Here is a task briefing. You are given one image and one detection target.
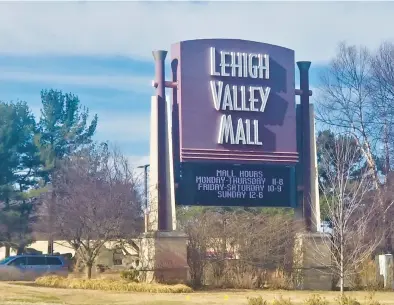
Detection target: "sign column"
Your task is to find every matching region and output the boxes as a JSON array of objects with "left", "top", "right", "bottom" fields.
[
  {"left": 152, "top": 50, "right": 170, "bottom": 231},
  {"left": 297, "top": 61, "right": 313, "bottom": 232}
]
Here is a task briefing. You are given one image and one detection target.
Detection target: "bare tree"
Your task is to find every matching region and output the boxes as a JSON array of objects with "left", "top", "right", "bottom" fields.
[
  {"left": 369, "top": 42, "right": 394, "bottom": 252},
  {"left": 226, "top": 211, "right": 294, "bottom": 266},
  {"left": 177, "top": 208, "right": 213, "bottom": 288},
  {"left": 316, "top": 43, "right": 376, "bottom": 183},
  {"left": 178, "top": 207, "right": 297, "bottom": 289},
  {"left": 369, "top": 42, "right": 394, "bottom": 173},
  {"left": 316, "top": 42, "right": 394, "bottom": 252},
  {"left": 40, "top": 144, "right": 142, "bottom": 278},
  {"left": 316, "top": 134, "right": 382, "bottom": 294}
]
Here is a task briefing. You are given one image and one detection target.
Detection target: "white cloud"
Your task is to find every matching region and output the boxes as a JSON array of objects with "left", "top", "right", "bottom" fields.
[
  {"left": 95, "top": 111, "right": 150, "bottom": 143},
  {"left": 127, "top": 155, "right": 150, "bottom": 169},
  {"left": 127, "top": 155, "right": 150, "bottom": 183},
  {"left": 0, "top": 2, "right": 393, "bottom": 63},
  {"left": 29, "top": 105, "right": 41, "bottom": 119},
  {"left": 28, "top": 105, "right": 150, "bottom": 146},
  {"left": 0, "top": 70, "right": 152, "bottom": 92}
]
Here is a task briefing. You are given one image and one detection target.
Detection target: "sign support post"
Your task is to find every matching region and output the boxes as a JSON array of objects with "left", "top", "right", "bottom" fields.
[
  {"left": 297, "top": 61, "right": 313, "bottom": 232},
  {"left": 294, "top": 62, "right": 332, "bottom": 290},
  {"left": 152, "top": 50, "right": 170, "bottom": 231},
  {"left": 138, "top": 51, "right": 188, "bottom": 284}
]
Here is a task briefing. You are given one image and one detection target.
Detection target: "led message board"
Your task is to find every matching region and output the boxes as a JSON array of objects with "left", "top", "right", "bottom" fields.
[{"left": 176, "top": 162, "right": 296, "bottom": 207}]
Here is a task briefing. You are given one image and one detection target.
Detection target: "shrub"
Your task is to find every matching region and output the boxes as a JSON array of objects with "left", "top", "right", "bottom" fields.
[
  {"left": 354, "top": 260, "right": 383, "bottom": 290},
  {"left": 303, "top": 294, "right": 329, "bottom": 305},
  {"left": 335, "top": 295, "right": 361, "bottom": 305},
  {"left": 364, "top": 292, "right": 381, "bottom": 305},
  {"left": 96, "top": 264, "right": 109, "bottom": 273},
  {"left": 35, "top": 275, "right": 193, "bottom": 293},
  {"left": 247, "top": 296, "right": 268, "bottom": 305},
  {"left": 268, "top": 269, "right": 293, "bottom": 290},
  {"left": 61, "top": 253, "right": 73, "bottom": 260},
  {"left": 272, "top": 295, "right": 293, "bottom": 305},
  {"left": 120, "top": 269, "right": 139, "bottom": 282}
]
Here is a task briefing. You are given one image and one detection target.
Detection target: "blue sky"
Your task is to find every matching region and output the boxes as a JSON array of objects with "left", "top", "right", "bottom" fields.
[{"left": 1, "top": 1, "right": 393, "bottom": 169}]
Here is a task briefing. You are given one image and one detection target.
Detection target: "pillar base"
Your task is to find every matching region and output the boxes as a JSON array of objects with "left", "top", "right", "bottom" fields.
[
  {"left": 293, "top": 232, "right": 333, "bottom": 290},
  {"left": 138, "top": 230, "right": 189, "bottom": 284}
]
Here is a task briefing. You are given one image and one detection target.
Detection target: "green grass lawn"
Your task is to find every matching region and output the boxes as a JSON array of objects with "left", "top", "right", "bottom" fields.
[{"left": 1, "top": 282, "right": 394, "bottom": 305}]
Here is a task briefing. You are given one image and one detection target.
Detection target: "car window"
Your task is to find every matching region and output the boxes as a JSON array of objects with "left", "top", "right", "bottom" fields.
[
  {"left": 46, "top": 257, "right": 62, "bottom": 265},
  {"left": 27, "top": 256, "right": 47, "bottom": 266},
  {"left": 8, "top": 257, "right": 26, "bottom": 266},
  {"left": 0, "top": 257, "right": 14, "bottom": 265}
]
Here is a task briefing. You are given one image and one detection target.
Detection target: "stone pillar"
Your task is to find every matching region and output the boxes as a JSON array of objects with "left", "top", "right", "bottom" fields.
[
  {"left": 139, "top": 231, "right": 189, "bottom": 284},
  {"left": 138, "top": 50, "right": 188, "bottom": 284},
  {"left": 295, "top": 103, "right": 320, "bottom": 231},
  {"left": 293, "top": 232, "right": 332, "bottom": 290},
  {"left": 378, "top": 254, "right": 394, "bottom": 289},
  {"left": 148, "top": 96, "right": 159, "bottom": 231},
  {"left": 164, "top": 96, "right": 178, "bottom": 231},
  {"left": 309, "top": 104, "right": 321, "bottom": 232},
  {"left": 152, "top": 50, "right": 170, "bottom": 231},
  {"left": 293, "top": 62, "right": 331, "bottom": 290}
]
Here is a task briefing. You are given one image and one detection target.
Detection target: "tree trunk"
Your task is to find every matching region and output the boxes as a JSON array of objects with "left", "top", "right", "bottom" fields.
[
  {"left": 384, "top": 214, "right": 393, "bottom": 254},
  {"left": 5, "top": 245, "right": 10, "bottom": 258},
  {"left": 340, "top": 269, "right": 344, "bottom": 296},
  {"left": 47, "top": 190, "right": 55, "bottom": 255},
  {"left": 47, "top": 238, "right": 53, "bottom": 255},
  {"left": 17, "top": 245, "right": 25, "bottom": 255},
  {"left": 360, "top": 140, "right": 389, "bottom": 254},
  {"left": 340, "top": 241, "right": 345, "bottom": 296},
  {"left": 386, "top": 234, "right": 392, "bottom": 254},
  {"left": 383, "top": 123, "right": 392, "bottom": 254},
  {"left": 86, "top": 263, "right": 93, "bottom": 279}
]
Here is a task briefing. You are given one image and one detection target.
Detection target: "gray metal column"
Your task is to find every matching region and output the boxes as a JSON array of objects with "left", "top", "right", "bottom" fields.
[{"left": 297, "top": 61, "right": 312, "bottom": 232}]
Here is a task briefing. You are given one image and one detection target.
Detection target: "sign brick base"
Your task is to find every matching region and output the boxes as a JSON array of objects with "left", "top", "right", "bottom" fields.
[
  {"left": 139, "top": 231, "right": 189, "bottom": 284},
  {"left": 293, "top": 232, "right": 333, "bottom": 290}
]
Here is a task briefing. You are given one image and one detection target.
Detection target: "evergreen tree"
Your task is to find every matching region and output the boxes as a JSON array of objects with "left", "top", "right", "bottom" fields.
[
  {"left": 35, "top": 89, "right": 98, "bottom": 253},
  {"left": 36, "top": 89, "right": 98, "bottom": 182},
  {"left": 0, "top": 101, "right": 40, "bottom": 256}
]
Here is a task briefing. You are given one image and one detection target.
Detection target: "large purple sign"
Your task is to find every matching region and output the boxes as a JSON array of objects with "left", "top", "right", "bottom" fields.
[{"left": 171, "top": 39, "right": 298, "bottom": 164}]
